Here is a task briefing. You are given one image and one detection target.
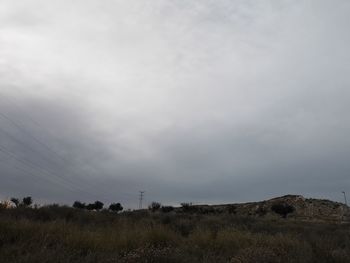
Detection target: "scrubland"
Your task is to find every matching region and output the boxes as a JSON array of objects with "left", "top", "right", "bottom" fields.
[{"left": 0, "top": 205, "right": 349, "bottom": 263}]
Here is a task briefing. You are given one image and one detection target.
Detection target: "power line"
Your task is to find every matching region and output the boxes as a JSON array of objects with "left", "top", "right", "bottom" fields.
[
  {"left": 0, "top": 146, "right": 80, "bottom": 193},
  {"left": 0, "top": 111, "right": 113, "bottom": 201},
  {"left": 0, "top": 144, "right": 105, "bottom": 200},
  {"left": 0, "top": 125, "right": 62, "bottom": 169},
  {"left": 0, "top": 92, "right": 136, "bottom": 203}
]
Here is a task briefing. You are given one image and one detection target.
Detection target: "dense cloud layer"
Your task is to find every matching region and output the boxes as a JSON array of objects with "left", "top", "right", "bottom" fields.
[{"left": 0, "top": 1, "right": 349, "bottom": 208}]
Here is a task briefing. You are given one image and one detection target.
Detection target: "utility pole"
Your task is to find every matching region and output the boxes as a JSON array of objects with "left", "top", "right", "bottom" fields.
[
  {"left": 139, "top": 191, "right": 145, "bottom": 209},
  {"left": 342, "top": 191, "right": 348, "bottom": 206}
]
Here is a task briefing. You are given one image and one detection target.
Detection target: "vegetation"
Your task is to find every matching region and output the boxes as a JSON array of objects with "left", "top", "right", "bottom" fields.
[
  {"left": 271, "top": 203, "right": 295, "bottom": 218},
  {"left": 109, "top": 203, "right": 123, "bottom": 212},
  {"left": 10, "top": 196, "right": 33, "bottom": 208},
  {"left": 0, "top": 198, "right": 349, "bottom": 263},
  {"left": 149, "top": 202, "right": 162, "bottom": 212}
]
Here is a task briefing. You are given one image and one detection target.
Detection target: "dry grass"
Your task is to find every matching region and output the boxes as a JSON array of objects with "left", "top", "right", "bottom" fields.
[{"left": 0, "top": 206, "right": 349, "bottom": 262}]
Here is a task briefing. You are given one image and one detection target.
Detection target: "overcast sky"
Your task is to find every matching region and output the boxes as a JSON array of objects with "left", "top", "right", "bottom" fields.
[{"left": 0, "top": 0, "right": 349, "bottom": 208}]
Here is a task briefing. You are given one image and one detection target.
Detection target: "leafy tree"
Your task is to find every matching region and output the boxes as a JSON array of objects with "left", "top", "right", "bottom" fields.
[
  {"left": 22, "top": 196, "right": 32, "bottom": 207},
  {"left": 109, "top": 203, "right": 123, "bottom": 212},
  {"left": 86, "top": 203, "right": 96, "bottom": 210},
  {"left": 93, "top": 201, "right": 104, "bottom": 210},
  {"left": 73, "top": 201, "right": 86, "bottom": 209},
  {"left": 85, "top": 201, "right": 104, "bottom": 211},
  {"left": 11, "top": 198, "right": 19, "bottom": 207},
  {"left": 149, "top": 202, "right": 161, "bottom": 212},
  {"left": 271, "top": 203, "right": 295, "bottom": 218}
]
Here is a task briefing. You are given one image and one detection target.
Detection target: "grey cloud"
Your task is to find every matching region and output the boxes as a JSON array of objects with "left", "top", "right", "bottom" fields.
[{"left": 0, "top": 1, "right": 349, "bottom": 208}]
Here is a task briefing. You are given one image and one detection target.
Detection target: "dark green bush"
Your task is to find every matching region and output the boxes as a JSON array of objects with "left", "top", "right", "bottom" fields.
[
  {"left": 271, "top": 203, "right": 295, "bottom": 218},
  {"left": 109, "top": 203, "right": 123, "bottom": 212}
]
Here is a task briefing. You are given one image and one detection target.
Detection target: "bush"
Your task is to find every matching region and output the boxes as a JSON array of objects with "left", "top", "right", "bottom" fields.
[
  {"left": 0, "top": 200, "right": 348, "bottom": 263},
  {"left": 22, "top": 197, "right": 33, "bottom": 207},
  {"left": 73, "top": 201, "right": 86, "bottom": 209},
  {"left": 85, "top": 201, "right": 104, "bottom": 211},
  {"left": 161, "top": 206, "right": 174, "bottom": 213},
  {"left": 227, "top": 205, "right": 237, "bottom": 214},
  {"left": 93, "top": 201, "right": 104, "bottom": 211},
  {"left": 149, "top": 202, "right": 161, "bottom": 212},
  {"left": 256, "top": 205, "right": 267, "bottom": 216},
  {"left": 271, "top": 203, "right": 295, "bottom": 218},
  {"left": 109, "top": 203, "right": 123, "bottom": 212},
  {"left": 181, "top": 203, "right": 196, "bottom": 213}
]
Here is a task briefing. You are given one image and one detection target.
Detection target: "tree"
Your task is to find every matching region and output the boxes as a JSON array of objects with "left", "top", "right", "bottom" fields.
[
  {"left": 86, "top": 203, "right": 96, "bottom": 211},
  {"left": 271, "top": 203, "right": 295, "bottom": 218},
  {"left": 11, "top": 198, "right": 19, "bottom": 207},
  {"left": 73, "top": 201, "right": 86, "bottom": 209},
  {"left": 109, "top": 203, "right": 123, "bottom": 212},
  {"left": 93, "top": 201, "right": 104, "bottom": 211},
  {"left": 86, "top": 201, "right": 104, "bottom": 211},
  {"left": 149, "top": 202, "right": 161, "bottom": 212},
  {"left": 22, "top": 196, "right": 32, "bottom": 207}
]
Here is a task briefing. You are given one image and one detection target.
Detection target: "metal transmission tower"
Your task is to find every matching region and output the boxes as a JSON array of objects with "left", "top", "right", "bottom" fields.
[
  {"left": 139, "top": 191, "right": 145, "bottom": 209},
  {"left": 342, "top": 191, "right": 348, "bottom": 206}
]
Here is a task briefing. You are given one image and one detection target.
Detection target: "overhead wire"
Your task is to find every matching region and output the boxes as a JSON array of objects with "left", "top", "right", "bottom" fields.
[
  {"left": 0, "top": 92, "right": 136, "bottom": 202},
  {"left": 0, "top": 145, "right": 81, "bottom": 194}
]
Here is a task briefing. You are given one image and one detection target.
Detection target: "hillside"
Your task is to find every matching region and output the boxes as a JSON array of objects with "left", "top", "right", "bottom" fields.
[{"left": 190, "top": 195, "right": 349, "bottom": 222}]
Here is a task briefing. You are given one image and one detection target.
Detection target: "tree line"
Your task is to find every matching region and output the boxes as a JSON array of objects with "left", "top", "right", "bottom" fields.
[
  {"left": 8, "top": 196, "right": 123, "bottom": 213},
  {"left": 73, "top": 200, "right": 123, "bottom": 212}
]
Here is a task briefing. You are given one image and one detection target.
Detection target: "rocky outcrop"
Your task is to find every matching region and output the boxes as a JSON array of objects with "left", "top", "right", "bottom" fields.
[{"left": 194, "top": 195, "right": 349, "bottom": 222}]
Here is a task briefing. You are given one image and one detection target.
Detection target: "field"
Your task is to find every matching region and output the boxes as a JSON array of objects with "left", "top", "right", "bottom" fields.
[{"left": 0, "top": 205, "right": 349, "bottom": 263}]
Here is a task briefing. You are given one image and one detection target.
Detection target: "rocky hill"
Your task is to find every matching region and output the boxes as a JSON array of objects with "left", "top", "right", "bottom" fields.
[{"left": 192, "top": 195, "right": 350, "bottom": 222}]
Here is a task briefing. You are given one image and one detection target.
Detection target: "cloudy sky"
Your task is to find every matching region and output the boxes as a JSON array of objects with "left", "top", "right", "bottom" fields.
[{"left": 0, "top": 0, "right": 349, "bottom": 208}]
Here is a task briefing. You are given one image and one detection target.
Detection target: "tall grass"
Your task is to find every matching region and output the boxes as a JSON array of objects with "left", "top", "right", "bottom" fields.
[{"left": 0, "top": 206, "right": 349, "bottom": 262}]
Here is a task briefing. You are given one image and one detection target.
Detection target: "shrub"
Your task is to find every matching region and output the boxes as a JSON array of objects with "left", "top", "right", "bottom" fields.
[
  {"left": 93, "top": 201, "right": 104, "bottom": 211},
  {"left": 109, "top": 203, "right": 123, "bottom": 212},
  {"left": 161, "top": 206, "right": 174, "bottom": 213},
  {"left": 22, "top": 196, "right": 33, "bottom": 207},
  {"left": 73, "top": 201, "right": 86, "bottom": 209},
  {"left": 227, "top": 205, "right": 237, "bottom": 214},
  {"left": 181, "top": 203, "right": 195, "bottom": 212},
  {"left": 149, "top": 202, "right": 161, "bottom": 212},
  {"left": 271, "top": 203, "right": 295, "bottom": 218},
  {"left": 85, "top": 201, "right": 104, "bottom": 211},
  {"left": 256, "top": 205, "right": 268, "bottom": 216}
]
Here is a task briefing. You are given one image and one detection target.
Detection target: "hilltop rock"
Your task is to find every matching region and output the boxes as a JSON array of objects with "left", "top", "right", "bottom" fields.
[{"left": 192, "top": 195, "right": 349, "bottom": 222}]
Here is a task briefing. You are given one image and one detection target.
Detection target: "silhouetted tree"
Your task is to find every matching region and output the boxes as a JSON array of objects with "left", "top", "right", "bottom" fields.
[
  {"left": 149, "top": 202, "right": 161, "bottom": 212},
  {"left": 10, "top": 198, "right": 19, "bottom": 207},
  {"left": 73, "top": 201, "right": 86, "bottom": 209},
  {"left": 85, "top": 201, "right": 104, "bottom": 211},
  {"left": 22, "top": 196, "right": 32, "bottom": 207},
  {"left": 271, "top": 203, "right": 295, "bottom": 218},
  {"left": 93, "top": 201, "right": 104, "bottom": 210},
  {"left": 109, "top": 203, "right": 123, "bottom": 212}
]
